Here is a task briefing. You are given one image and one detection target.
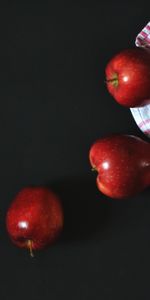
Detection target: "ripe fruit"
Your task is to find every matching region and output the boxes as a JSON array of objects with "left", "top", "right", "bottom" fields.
[
  {"left": 105, "top": 48, "right": 150, "bottom": 107},
  {"left": 6, "top": 187, "right": 64, "bottom": 256},
  {"left": 89, "top": 134, "right": 150, "bottom": 199}
]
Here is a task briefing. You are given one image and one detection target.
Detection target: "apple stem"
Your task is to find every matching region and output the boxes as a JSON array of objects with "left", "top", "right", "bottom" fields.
[
  {"left": 105, "top": 79, "right": 115, "bottom": 83},
  {"left": 91, "top": 167, "right": 96, "bottom": 172},
  {"left": 105, "top": 78, "right": 118, "bottom": 87},
  {"left": 27, "top": 240, "right": 34, "bottom": 258}
]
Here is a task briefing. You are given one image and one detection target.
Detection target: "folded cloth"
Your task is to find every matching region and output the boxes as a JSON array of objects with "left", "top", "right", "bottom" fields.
[{"left": 130, "top": 22, "right": 150, "bottom": 137}]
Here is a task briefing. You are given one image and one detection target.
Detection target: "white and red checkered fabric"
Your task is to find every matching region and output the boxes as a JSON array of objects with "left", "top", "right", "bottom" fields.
[{"left": 130, "top": 22, "right": 150, "bottom": 137}]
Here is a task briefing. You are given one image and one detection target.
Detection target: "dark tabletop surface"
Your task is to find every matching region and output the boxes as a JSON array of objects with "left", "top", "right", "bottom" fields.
[{"left": 2, "top": 1, "right": 150, "bottom": 299}]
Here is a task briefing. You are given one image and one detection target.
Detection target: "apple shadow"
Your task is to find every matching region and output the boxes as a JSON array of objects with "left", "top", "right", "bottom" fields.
[{"left": 46, "top": 174, "right": 112, "bottom": 243}]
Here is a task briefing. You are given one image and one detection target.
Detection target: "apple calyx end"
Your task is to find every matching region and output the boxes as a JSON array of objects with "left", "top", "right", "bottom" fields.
[{"left": 27, "top": 240, "right": 34, "bottom": 258}]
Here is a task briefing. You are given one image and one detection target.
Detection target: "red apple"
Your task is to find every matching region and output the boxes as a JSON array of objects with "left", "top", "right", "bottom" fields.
[
  {"left": 89, "top": 134, "right": 150, "bottom": 199},
  {"left": 6, "top": 187, "right": 64, "bottom": 256},
  {"left": 105, "top": 48, "right": 150, "bottom": 107}
]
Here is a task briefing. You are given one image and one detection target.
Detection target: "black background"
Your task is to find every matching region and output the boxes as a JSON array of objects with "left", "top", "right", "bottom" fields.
[{"left": 2, "top": 1, "right": 150, "bottom": 299}]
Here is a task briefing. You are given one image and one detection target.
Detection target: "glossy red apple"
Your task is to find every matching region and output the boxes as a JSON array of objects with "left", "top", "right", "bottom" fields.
[
  {"left": 105, "top": 48, "right": 150, "bottom": 107},
  {"left": 89, "top": 134, "right": 150, "bottom": 199},
  {"left": 6, "top": 187, "right": 64, "bottom": 256}
]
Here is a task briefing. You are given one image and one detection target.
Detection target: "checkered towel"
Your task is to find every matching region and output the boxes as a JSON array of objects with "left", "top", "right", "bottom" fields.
[{"left": 130, "top": 22, "right": 150, "bottom": 137}]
